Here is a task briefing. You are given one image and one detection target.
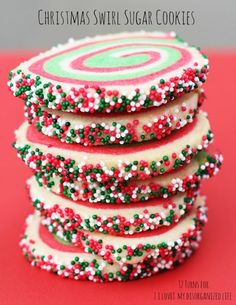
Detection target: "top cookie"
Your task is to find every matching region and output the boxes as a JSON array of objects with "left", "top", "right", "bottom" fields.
[{"left": 8, "top": 32, "right": 208, "bottom": 114}]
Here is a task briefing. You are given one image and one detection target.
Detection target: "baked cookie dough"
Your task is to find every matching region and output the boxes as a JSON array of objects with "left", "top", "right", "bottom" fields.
[
  {"left": 8, "top": 32, "right": 208, "bottom": 114},
  {"left": 35, "top": 151, "right": 222, "bottom": 203},
  {"left": 24, "top": 91, "right": 203, "bottom": 146},
  {"left": 14, "top": 112, "right": 213, "bottom": 184},
  {"left": 28, "top": 176, "right": 197, "bottom": 236},
  {"left": 9, "top": 30, "right": 222, "bottom": 283},
  {"left": 43, "top": 196, "right": 207, "bottom": 264},
  {"left": 20, "top": 201, "right": 205, "bottom": 281}
]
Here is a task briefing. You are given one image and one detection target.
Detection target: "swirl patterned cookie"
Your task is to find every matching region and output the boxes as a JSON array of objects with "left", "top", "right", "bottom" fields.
[
  {"left": 28, "top": 176, "right": 197, "bottom": 236},
  {"left": 42, "top": 197, "right": 207, "bottom": 264},
  {"left": 8, "top": 32, "right": 208, "bottom": 113},
  {"left": 34, "top": 151, "right": 222, "bottom": 204},
  {"left": 13, "top": 112, "right": 213, "bottom": 185},
  {"left": 24, "top": 90, "right": 203, "bottom": 146},
  {"left": 20, "top": 207, "right": 206, "bottom": 282}
]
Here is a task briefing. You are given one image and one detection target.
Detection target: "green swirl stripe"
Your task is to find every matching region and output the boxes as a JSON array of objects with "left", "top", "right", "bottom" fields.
[{"left": 85, "top": 50, "right": 150, "bottom": 68}]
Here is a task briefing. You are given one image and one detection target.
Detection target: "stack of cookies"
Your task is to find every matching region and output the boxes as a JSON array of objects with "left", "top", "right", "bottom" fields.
[{"left": 9, "top": 32, "right": 222, "bottom": 282}]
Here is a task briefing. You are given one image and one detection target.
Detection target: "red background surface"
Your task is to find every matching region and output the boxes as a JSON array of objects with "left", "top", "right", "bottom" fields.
[{"left": 0, "top": 51, "right": 235, "bottom": 305}]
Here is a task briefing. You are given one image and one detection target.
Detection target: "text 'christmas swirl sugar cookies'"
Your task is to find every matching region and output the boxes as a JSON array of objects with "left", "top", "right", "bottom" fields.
[{"left": 8, "top": 32, "right": 209, "bottom": 114}]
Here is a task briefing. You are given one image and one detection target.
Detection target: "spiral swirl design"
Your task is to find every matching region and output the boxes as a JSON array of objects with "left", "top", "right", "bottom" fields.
[{"left": 29, "top": 35, "right": 193, "bottom": 86}]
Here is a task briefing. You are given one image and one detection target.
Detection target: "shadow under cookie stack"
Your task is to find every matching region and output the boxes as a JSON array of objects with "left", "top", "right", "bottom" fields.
[{"left": 9, "top": 32, "right": 222, "bottom": 282}]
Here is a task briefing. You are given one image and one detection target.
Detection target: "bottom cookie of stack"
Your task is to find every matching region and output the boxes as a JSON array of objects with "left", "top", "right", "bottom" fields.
[{"left": 20, "top": 196, "right": 207, "bottom": 282}]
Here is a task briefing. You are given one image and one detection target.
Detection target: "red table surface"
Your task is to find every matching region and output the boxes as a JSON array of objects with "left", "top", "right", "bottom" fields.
[{"left": 0, "top": 51, "right": 235, "bottom": 305}]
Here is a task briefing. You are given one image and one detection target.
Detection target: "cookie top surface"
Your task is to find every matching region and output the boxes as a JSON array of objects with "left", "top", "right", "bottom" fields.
[{"left": 8, "top": 31, "right": 209, "bottom": 113}]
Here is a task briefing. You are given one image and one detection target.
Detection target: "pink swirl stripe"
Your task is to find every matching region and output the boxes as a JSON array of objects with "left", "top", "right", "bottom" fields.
[{"left": 39, "top": 223, "right": 83, "bottom": 253}]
